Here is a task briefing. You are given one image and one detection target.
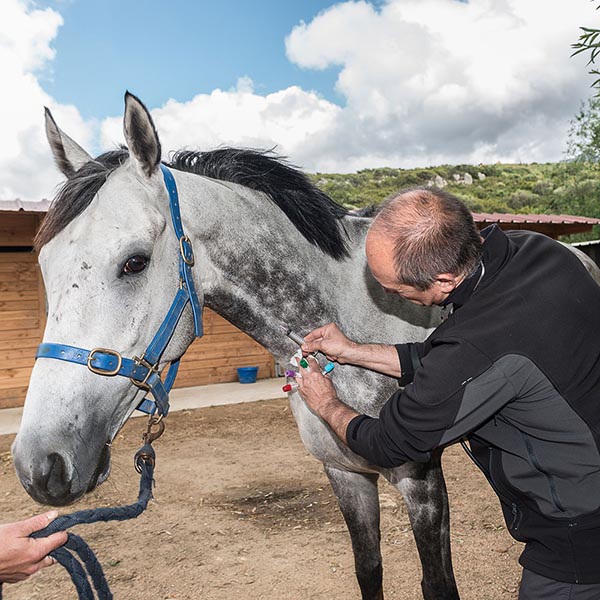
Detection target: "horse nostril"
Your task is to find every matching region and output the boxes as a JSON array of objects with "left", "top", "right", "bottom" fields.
[
  {"left": 88, "top": 442, "right": 111, "bottom": 491},
  {"left": 45, "top": 452, "right": 71, "bottom": 498}
]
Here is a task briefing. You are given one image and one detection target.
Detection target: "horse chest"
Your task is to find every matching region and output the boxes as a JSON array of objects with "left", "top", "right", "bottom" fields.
[
  {"left": 288, "top": 393, "right": 375, "bottom": 471},
  {"left": 287, "top": 367, "right": 397, "bottom": 470}
]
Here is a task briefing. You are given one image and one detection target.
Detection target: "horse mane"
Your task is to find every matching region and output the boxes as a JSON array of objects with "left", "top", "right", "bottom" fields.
[
  {"left": 350, "top": 205, "right": 379, "bottom": 218},
  {"left": 36, "top": 147, "right": 350, "bottom": 260},
  {"left": 35, "top": 149, "right": 130, "bottom": 251},
  {"left": 169, "top": 148, "right": 349, "bottom": 259}
]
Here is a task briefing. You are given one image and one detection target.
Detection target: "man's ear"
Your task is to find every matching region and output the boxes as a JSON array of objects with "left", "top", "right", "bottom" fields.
[{"left": 434, "top": 274, "right": 462, "bottom": 292}]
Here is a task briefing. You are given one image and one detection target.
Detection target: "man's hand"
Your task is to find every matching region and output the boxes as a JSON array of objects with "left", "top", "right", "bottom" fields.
[
  {"left": 296, "top": 355, "right": 360, "bottom": 444},
  {"left": 301, "top": 323, "right": 356, "bottom": 363},
  {"left": 0, "top": 511, "right": 67, "bottom": 583},
  {"left": 302, "top": 322, "right": 402, "bottom": 377}
]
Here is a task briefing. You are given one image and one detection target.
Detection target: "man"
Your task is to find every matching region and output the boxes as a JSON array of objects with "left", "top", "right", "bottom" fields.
[
  {"left": 0, "top": 512, "right": 66, "bottom": 585},
  {"left": 296, "top": 187, "right": 600, "bottom": 599}
]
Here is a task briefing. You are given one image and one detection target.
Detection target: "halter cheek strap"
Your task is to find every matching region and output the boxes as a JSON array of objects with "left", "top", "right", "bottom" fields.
[
  {"left": 161, "top": 164, "right": 203, "bottom": 337},
  {"left": 35, "top": 164, "right": 203, "bottom": 417}
]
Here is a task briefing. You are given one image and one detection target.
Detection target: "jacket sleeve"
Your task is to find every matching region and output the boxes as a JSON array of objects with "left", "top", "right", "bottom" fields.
[
  {"left": 346, "top": 337, "right": 516, "bottom": 467},
  {"left": 395, "top": 341, "right": 426, "bottom": 386}
]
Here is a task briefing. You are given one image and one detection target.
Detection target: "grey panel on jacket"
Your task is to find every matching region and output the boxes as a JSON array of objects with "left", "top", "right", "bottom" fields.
[{"left": 440, "top": 354, "right": 600, "bottom": 518}]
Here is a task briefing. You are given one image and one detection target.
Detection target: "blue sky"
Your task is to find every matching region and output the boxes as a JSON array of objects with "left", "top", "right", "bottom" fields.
[
  {"left": 1, "top": 0, "right": 599, "bottom": 200},
  {"left": 39, "top": 0, "right": 349, "bottom": 118}
]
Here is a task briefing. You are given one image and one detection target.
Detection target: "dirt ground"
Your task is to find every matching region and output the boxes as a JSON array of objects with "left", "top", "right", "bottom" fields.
[{"left": 0, "top": 398, "right": 522, "bottom": 600}]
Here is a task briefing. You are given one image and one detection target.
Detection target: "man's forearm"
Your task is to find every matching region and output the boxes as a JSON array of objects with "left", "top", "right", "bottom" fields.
[
  {"left": 344, "top": 342, "right": 401, "bottom": 378},
  {"left": 319, "top": 399, "right": 360, "bottom": 444}
]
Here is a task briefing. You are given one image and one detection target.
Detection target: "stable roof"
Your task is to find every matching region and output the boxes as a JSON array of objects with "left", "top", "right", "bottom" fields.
[
  {"left": 1, "top": 202, "right": 599, "bottom": 239},
  {"left": 472, "top": 212, "right": 600, "bottom": 238},
  {"left": 0, "top": 199, "right": 51, "bottom": 213}
]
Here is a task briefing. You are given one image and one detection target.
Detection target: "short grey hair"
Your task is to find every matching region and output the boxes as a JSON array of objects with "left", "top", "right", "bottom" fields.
[{"left": 370, "top": 187, "right": 482, "bottom": 290}]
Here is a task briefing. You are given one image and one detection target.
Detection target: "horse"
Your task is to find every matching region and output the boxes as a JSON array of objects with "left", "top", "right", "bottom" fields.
[{"left": 12, "top": 93, "right": 461, "bottom": 599}]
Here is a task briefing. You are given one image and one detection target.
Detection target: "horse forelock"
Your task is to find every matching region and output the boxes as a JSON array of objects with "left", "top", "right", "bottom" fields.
[
  {"left": 168, "top": 148, "right": 351, "bottom": 260},
  {"left": 35, "top": 149, "right": 130, "bottom": 251}
]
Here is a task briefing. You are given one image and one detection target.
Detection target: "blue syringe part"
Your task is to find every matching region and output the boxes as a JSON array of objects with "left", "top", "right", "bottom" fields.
[{"left": 323, "top": 362, "right": 335, "bottom": 374}]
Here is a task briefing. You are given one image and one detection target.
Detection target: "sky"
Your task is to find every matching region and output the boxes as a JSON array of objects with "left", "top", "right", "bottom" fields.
[{"left": 1, "top": 0, "right": 599, "bottom": 201}]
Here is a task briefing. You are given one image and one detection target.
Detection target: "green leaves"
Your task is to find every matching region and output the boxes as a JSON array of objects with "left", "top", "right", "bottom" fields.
[
  {"left": 566, "top": 97, "right": 600, "bottom": 162},
  {"left": 312, "top": 161, "right": 600, "bottom": 243},
  {"left": 572, "top": 4, "right": 600, "bottom": 91}
]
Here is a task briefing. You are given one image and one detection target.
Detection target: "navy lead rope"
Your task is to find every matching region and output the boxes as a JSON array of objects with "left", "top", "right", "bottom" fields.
[{"left": 0, "top": 437, "right": 156, "bottom": 600}]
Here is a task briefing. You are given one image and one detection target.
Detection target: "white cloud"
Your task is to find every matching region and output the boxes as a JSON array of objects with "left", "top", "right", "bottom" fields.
[
  {"left": 98, "top": 0, "right": 600, "bottom": 174},
  {"left": 284, "top": 0, "right": 600, "bottom": 169},
  {"left": 3, "top": 0, "right": 600, "bottom": 203},
  {"left": 0, "top": 0, "right": 92, "bottom": 201},
  {"left": 99, "top": 77, "right": 341, "bottom": 170}
]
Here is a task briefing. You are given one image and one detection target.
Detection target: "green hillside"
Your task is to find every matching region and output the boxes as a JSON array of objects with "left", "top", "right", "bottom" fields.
[{"left": 311, "top": 162, "right": 600, "bottom": 242}]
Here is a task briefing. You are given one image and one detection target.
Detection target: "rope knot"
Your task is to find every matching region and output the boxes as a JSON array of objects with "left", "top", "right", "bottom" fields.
[{"left": 134, "top": 443, "right": 156, "bottom": 474}]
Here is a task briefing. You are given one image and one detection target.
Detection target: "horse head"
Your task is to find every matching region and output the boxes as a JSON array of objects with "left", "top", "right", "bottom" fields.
[{"left": 12, "top": 93, "right": 199, "bottom": 505}]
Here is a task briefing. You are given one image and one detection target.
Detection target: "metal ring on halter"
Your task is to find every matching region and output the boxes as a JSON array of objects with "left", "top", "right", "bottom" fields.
[
  {"left": 87, "top": 348, "right": 123, "bottom": 376},
  {"left": 130, "top": 354, "right": 161, "bottom": 391},
  {"left": 179, "top": 235, "right": 194, "bottom": 266}
]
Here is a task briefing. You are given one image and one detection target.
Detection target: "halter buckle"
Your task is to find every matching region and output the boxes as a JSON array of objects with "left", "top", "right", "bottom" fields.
[
  {"left": 131, "top": 355, "right": 161, "bottom": 391},
  {"left": 179, "top": 235, "right": 194, "bottom": 266},
  {"left": 87, "top": 348, "right": 122, "bottom": 376}
]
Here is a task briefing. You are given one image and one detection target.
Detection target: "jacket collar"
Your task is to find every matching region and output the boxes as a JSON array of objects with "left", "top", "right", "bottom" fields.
[{"left": 439, "top": 225, "right": 509, "bottom": 309}]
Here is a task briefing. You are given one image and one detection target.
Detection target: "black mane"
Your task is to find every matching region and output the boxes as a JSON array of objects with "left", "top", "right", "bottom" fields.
[
  {"left": 35, "top": 149, "right": 129, "bottom": 250},
  {"left": 169, "top": 148, "right": 349, "bottom": 259},
  {"left": 36, "top": 147, "right": 350, "bottom": 260},
  {"left": 351, "top": 205, "right": 380, "bottom": 218}
]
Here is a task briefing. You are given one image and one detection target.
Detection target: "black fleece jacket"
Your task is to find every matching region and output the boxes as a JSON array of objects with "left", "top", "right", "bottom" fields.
[{"left": 347, "top": 225, "right": 600, "bottom": 583}]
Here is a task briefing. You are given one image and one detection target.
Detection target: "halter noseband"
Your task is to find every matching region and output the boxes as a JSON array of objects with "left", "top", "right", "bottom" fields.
[{"left": 35, "top": 164, "right": 203, "bottom": 417}]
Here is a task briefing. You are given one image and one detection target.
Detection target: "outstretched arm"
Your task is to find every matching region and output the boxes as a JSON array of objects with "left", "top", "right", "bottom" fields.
[{"left": 301, "top": 323, "right": 402, "bottom": 378}]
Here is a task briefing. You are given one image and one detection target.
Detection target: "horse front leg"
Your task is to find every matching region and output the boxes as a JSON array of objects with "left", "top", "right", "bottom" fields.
[
  {"left": 389, "top": 450, "right": 460, "bottom": 600},
  {"left": 325, "top": 465, "right": 384, "bottom": 600}
]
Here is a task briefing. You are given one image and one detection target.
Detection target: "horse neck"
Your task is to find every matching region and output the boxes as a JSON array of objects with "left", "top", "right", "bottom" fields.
[
  {"left": 178, "top": 176, "right": 364, "bottom": 357},
  {"left": 179, "top": 174, "right": 438, "bottom": 363}
]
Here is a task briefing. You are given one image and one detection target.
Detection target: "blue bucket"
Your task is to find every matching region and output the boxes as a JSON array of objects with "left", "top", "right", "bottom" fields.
[{"left": 237, "top": 366, "right": 259, "bottom": 384}]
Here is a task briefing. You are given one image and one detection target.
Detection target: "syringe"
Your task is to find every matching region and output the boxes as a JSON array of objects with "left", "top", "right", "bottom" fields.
[{"left": 285, "top": 327, "right": 335, "bottom": 374}]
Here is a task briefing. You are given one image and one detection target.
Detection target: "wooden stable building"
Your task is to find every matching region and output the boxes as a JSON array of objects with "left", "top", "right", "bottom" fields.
[{"left": 0, "top": 201, "right": 274, "bottom": 409}]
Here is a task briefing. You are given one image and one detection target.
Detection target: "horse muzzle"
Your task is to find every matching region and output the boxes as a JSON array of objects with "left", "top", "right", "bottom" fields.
[{"left": 12, "top": 439, "right": 112, "bottom": 506}]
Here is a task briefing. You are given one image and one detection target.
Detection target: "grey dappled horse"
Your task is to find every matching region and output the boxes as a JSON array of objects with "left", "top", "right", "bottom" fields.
[{"left": 13, "top": 93, "right": 460, "bottom": 599}]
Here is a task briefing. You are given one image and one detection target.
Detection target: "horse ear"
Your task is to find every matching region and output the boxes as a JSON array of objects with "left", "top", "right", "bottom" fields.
[
  {"left": 44, "top": 107, "right": 92, "bottom": 178},
  {"left": 123, "top": 91, "right": 162, "bottom": 178}
]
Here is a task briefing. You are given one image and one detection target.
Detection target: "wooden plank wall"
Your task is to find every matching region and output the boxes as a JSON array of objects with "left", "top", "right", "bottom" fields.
[
  {"left": 177, "top": 311, "right": 275, "bottom": 387},
  {"left": 0, "top": 251, "right": 45, "bottom": 409},
  {"left": 0, "top": 211, "right": 274, "bottom": 408},
  {"left": 0, "top": 213, "right": 41, "bottom": 246}
]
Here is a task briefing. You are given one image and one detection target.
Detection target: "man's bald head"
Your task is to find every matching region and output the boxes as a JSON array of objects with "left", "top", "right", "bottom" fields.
[{"left": 367, "top": 187, "right": 482, "bottom": 291}]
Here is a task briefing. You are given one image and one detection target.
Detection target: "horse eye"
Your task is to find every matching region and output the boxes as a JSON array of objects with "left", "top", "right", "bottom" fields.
[{"left": 122, "top": 255, "right": 149, "bottom": 274}]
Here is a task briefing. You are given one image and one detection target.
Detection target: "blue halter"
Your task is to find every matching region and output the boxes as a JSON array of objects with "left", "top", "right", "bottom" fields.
[{"left": 35, "top": 164, "right": 203, "bottom": 417}]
